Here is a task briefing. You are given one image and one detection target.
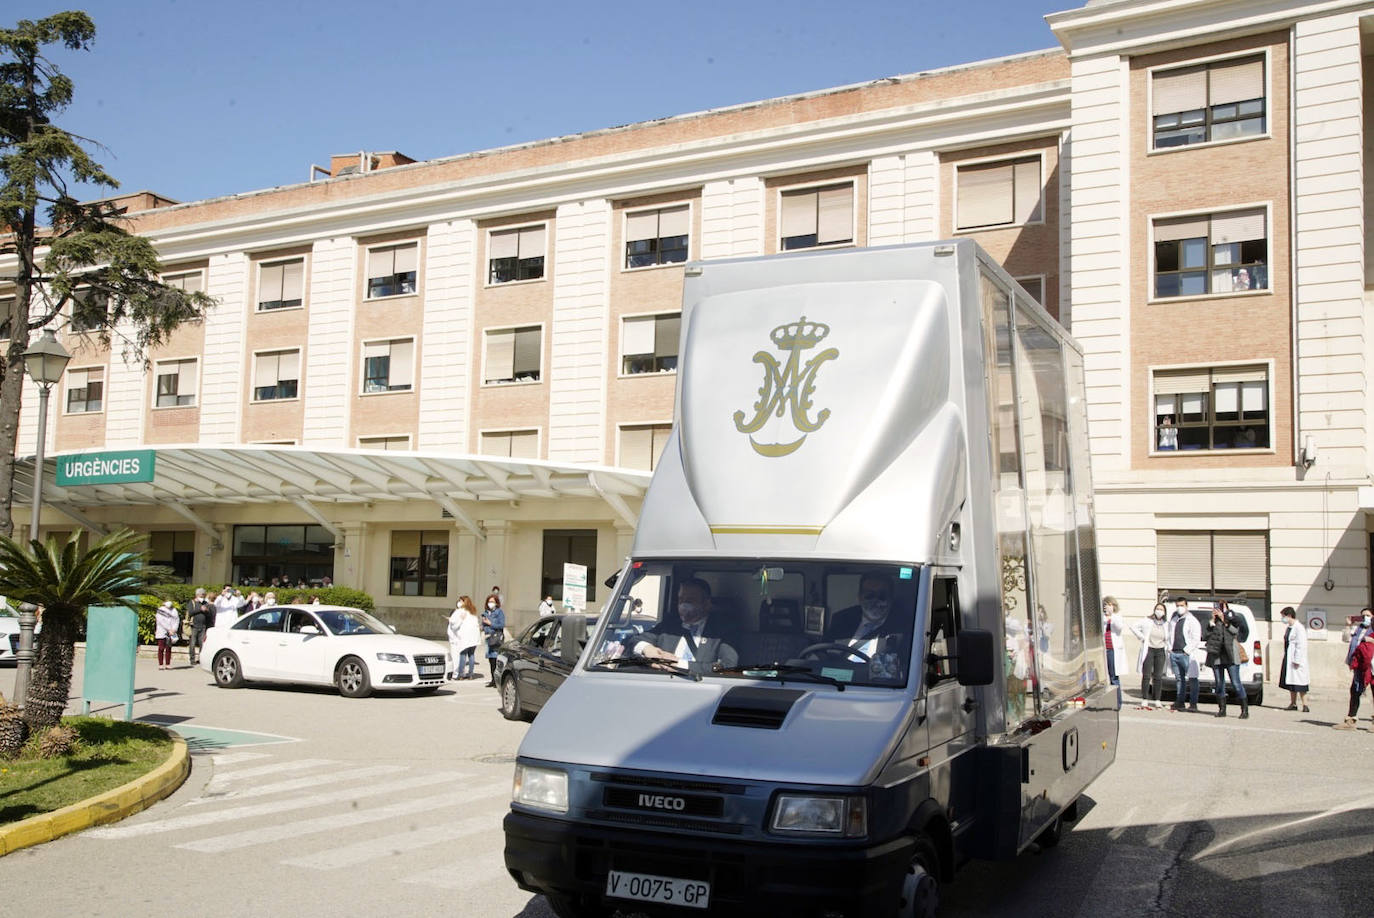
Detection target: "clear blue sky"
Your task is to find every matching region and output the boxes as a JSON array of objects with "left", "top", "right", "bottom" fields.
[{"left": 11, "top": 0, "right": 1065, "bottom": 204}]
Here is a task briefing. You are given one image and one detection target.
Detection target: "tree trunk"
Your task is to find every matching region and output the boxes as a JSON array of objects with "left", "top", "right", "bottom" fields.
[
  {"left": 0, "top": 300, "right": 29, "bottom": 540},
  {"left": 0, "top": 701, "right": 27, "bottom": 758},
  {"left": 23, "top": 607, "right": 79, "bottom": 731}
]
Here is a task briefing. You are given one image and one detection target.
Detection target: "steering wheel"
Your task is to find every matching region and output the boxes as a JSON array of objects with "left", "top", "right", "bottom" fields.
[{"left": 798, "top": 641, "right": 872, "bottom": 663}]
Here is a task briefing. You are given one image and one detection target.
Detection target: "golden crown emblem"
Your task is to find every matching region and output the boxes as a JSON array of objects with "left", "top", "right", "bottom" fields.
[{"left": 769, "top": 315, "right": 829, "bottom": 350}]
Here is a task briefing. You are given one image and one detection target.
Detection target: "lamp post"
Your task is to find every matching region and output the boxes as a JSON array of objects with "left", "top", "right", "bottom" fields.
[{"left": 12, "top": 328, "right": 71, "bottom": 710}]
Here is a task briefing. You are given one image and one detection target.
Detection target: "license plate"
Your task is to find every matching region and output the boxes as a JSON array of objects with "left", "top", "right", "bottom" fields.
[
  {"left": 418, "top": 665, "right": 444, "bottom": 675},
  {"left": 605, "top": 870, "right": 710, "bottom": 909}
]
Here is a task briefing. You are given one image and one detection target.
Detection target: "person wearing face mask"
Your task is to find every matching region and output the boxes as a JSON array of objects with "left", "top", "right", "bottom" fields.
[
  {"left": 1132, "top": 603, "right": 1170, "bottom": 710},
  {"left": 480, "top": 593, "right": 507, "bottom": 687},
  {"left": 1204, "top": 603, "right": 1248, "bottom": 719},
  {"left": 633, "top": 578, "right": 739, "bottom": 674},
  {"left": 1336, "top": 611, "right": 1374, "bottom": 729},
  {"left": 1278, "top": 606, "right": 1310, "bottom": 712},
  {"left": 1167, "top": 598, "right": 1202, "bottom": 712}
]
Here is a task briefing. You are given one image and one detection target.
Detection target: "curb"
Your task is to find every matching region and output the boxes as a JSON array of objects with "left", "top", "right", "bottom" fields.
[{"left": 0, "top": 728, "right": 189, "bottom": 857}]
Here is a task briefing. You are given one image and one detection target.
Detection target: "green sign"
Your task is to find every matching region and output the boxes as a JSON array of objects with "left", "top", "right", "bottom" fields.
[{"left": 56, "top": 450, "right": 156, "bottom": 487}]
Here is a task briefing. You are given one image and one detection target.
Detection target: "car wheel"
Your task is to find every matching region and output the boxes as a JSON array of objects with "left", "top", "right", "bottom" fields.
[
  {"left": 897, "top": 834, "right": 941, "bottom": 918},
  {"left": 336, "top": 656, "right": 372, "bottom": 698},
  {"left": 1037, "top": 814, "right": 1064, "bottom": 848},
  {"left": 1250, "top": 689, "right": 1263, "bottom": 707},
  {"left": 212, "top": 651, "right": 244, "bottom": 688},
  {"left": 500, "top": 674, "right": 527, "bottom": 721}
]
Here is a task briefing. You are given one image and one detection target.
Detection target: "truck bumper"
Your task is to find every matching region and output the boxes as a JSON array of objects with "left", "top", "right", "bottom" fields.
[{"left": 504, "top": 810, "right": 913, "bottom": 917}]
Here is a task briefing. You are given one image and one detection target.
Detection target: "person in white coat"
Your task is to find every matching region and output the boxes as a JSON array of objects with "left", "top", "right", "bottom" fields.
[
  {"left": 1278, "top": 605, "right": 1310, "bottom": 712},
  {"left": 155, "top": 600, "right": 180, "bottom": 670},
  {"left": 1103, "top": 596, "right": 1128, "bottom": 687},
  {"left": 1167, "top": 598, "right": 1203, "bottom": 712},
  {"left": 448, "top": 595, "right": 482, "bottom": 681},
  {"left": 1132, "top": 603, "right": 1170, "bottom": 709}
]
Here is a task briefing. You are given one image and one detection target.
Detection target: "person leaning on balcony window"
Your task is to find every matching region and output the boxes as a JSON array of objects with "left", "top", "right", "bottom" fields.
[{"left": 1157, "top": 415, "right": 1179, "bottom": 451}]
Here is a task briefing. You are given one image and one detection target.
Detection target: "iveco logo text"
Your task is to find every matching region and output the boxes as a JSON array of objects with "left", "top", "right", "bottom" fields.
[{"left": 638, "top": 794, "right": 687, "bottom": 811}]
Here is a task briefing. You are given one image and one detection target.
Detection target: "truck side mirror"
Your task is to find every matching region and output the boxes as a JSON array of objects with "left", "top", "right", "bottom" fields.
[
  {"left": 956, "top": 629, "right": 995, "bottom": 686},
  {"left": 562, "top": 616, "right": 586, "bottom": 665}
]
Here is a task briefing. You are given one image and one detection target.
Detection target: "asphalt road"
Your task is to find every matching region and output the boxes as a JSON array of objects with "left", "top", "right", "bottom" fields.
[{"left": 3, "top": 653, "right": 1372, "bottom": 917}]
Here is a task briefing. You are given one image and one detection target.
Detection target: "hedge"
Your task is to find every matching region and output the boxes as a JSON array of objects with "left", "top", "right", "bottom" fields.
[{"left": 127, "top": 586, "right": 377, "bottom": 645}]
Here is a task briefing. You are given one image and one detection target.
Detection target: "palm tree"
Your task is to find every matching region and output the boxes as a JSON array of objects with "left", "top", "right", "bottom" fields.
[{"left": 0, "top": 529, "right": 173, "bottom": 735}]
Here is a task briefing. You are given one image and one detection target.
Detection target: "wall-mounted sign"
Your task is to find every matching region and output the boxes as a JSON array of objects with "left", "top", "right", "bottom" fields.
[{"left": 56, "top": 450, "right": 156, "bottom": 487}]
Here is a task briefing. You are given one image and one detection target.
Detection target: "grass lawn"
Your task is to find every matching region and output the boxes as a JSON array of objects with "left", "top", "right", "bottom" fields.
[{"left": 0, "top": 717, "right": 174, "bottom": 825}]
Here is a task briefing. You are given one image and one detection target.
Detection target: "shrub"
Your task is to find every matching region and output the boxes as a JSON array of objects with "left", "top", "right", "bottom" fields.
[
  {"left": 38, "top": 723, "right": 78, "bottom": 758},
  {"left": 273, "top": 586, "right": 374, "bottom": 611}
]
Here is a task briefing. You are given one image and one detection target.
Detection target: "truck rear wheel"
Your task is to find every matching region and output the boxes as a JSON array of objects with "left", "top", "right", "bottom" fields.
[{"left": 898, "top": 835, "right": 941, "bottom": 918}]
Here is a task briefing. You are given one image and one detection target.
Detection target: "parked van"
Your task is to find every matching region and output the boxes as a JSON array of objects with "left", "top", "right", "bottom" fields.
[{"left": 503, "top": 241, "right": 1119, "bottom": 917}]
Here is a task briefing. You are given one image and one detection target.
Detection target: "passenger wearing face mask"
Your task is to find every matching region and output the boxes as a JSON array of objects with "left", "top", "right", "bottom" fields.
[
  {"left": 633, "top": 578, "right": 739, "bottom": 674},
  {"left": 1131, "top": 603, "right": 1170, "bottom": 710},
  {"left": 1336, "top": 608, "right": 1374, "bottom": 730},
  {"left": 480, "top": 593, "right": 507, "bottom": 687}
]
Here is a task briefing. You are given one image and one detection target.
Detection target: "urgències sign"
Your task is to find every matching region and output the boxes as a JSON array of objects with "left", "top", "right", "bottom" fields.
[{"left": 56, "top": 450, "right": 156, "bottom": 487}]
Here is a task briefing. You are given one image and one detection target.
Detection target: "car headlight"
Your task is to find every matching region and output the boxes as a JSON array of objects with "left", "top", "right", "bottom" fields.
[
  {"left": 770, "top": 795, "right": 867, "bottom": 837},
  {"left": 512, "top": 763, "right": 568, "bottom": 813},
  {"left": 375, "top": 652, "right": 408, "bottom": 663}
]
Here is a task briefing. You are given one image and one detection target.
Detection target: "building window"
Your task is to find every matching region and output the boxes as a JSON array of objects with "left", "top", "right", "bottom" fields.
[
  {"left": 148, "top": 530, "right": 194, "bottom": 583},
  {"left": 258, "top": 259, "right": 304, "bottom": 311},
  {"left": 780, "top": 183, "right": 854, "bottom": 250},
  {"left": 956, "top": 157, "right": 1042, "bottom": 231},
  {"left": 1152, "top": 55, "right": 1265, "bottom": 149},
  {"left": 1153, "top": 365, "right": 1269, "bottom": 452},
  {"left": 621, "top": 313, "right": 679, "bottom": 375},
  {"left": 231, "top": 523, "right": 334, "bottom": 587},
  {"left": 488, "top": 225, "right": 546, "bottom": 284},
  {"left": 65, "top": 366, "right": 104, "bottom": 414},
  {"left": 481, "top": 429, "right": 539, "bottom": 459},
  {"left": 358, "top": 435, "right": 411, "bottom": 450},
  {"left": 362, "top": 338, "right": 414, "bottom": 393},
  {"left": 0, "top": 296, "right": 12, "bottom": 339},
  {"left": 154, "top": 358, "right": 198, "bottom": 408},
  {"left": 1154, "top": 209, "right": 1267, "bottom": 299},
  {"left": 366, "top": 243, "right": 418, "bottom": 299},
  {"left": 1157, "top": 530, "right": 1269, "bottom": 618},
  {"left": 1015, "top": 276, "right": 1044, "bottom": 307},
  {"left": 389, "top": 530, "right": 449, "bottom": 596},
  {"left": 619, "top": 424, "right": 671, "bottom": 471},
  {"left": 252, "top": 349, "right": 300, "bottom": 401},
  {"left": 483, "top": 326, "right": 541, "bottom": 384},
  {"left": 162, "top": 270, "right": 204, "bottom": 294},
  {"left": 70, "top": 287, "right": 109, "bottom": 333},
  {"left": 625, "top": 206, "right": 689, "bottom": 268}
]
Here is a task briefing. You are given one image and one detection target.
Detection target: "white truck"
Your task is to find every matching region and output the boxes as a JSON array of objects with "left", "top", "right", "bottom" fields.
[{"left": 503, "top": 239, "right": 1118, "bottom": 917}]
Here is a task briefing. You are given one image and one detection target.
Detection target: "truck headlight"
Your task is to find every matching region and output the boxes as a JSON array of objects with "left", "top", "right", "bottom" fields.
[
  {"left": 513, "top": 764, "right": 568, "bottom": 814},
  {"left": 376, "top": 652, "right": 408, "bottom": 663},
  {"left": 770, "top": 795, "right": 867, "bottom": 837}
]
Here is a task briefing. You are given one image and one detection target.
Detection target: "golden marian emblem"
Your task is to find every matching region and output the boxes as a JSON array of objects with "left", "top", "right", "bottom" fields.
[{"left": 734, "top": 315, "right": 838, "bottom": 457}]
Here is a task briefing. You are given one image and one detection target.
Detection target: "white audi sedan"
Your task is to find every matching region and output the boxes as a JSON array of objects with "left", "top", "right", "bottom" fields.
[{"left": 200, "top": 604, "right": 449, "bottom": 698}]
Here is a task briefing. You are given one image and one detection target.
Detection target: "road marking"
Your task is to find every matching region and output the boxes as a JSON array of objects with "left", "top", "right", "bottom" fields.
[
  {"left": 1119, "top": 715, "right": 1310, "bottom": 736},
  {"left": 1108, "top": 805, "right": 1140, "bottom": 841},
  {"left": 401, "top": 849, "right": 509, "bottom": 889},
  {"left": 1145, "top": 804, "right": 1187, "bottom": 848},
  {"left": 201, "top": 751, "right": 272, "bottom": 767},
  {"left": 84, "top": 771, "right": 466, "bottom": 839},
  {"left": 189, "top": 764, "right": 407, "bottom": 805},
  {"left": 179, "top": 781, "right": 510, "bottom": 853},
  {"left": 204, "top": 758, "right": 339, "bottom": 792},
  {"left": 278, "top": 798, "right": 508, "bottom": 868}
]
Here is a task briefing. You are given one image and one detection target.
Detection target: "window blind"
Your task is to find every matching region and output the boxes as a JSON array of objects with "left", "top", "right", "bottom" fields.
[
  {"left": 1157, "top": 531, "right": 1212, "bottom": 590},
  {"left": 625, "top": 211, "right": 659, "bottom": 243},
  {"left": 1152, "top": 65, "right": 1208, "bottom": 115},
  {"left": 620, "top": 426, "right": 653, "bottom": 470},
  {"left": 485, "top": 330, "right": 515, "bottom": 381},
  {"left": 1212, "top": 531, "right": 1268, "bottom": 591},
  {"left": 509, "top": 430, "right": 539, "bottom": 459},
  {"left": 957, "top": 162, "right": 1014, "bottom": 228},
  {"left": 816, "top": 185, "right": 853, "bottom": 243},
  {"left": 1209, "top": 57, "right": 1263, "bottom": 106},
  {"left": 654, "top": 314, "right": 680, "bottom": 358},
  {"left": 657, "top": 206, "right": 690, "bottom": 238},
  {"left": 1210, "top": 209, "right": 1265, "bottom": 244},
  {"left": 388, "top": 339, "right": 413, "bottom": 384},
  {"left": 780, "top": 190, "right": 817, "bottom": 238},
  {"left": 280, "top": 260, "right": 304, "bottom": 300},
  {"left": 1154, "top": 215, "right": 1209, "bottom": 242},
  {"left": 1013, "top": 159, "right": 1042, "bottom": 224},
  {"left": 621, "top": 317, "right": 655, "bottom": 355},
  {"left": 1154, "top": 369, "right": 1212, "bottom": 395},
  {"left": 513, "top": 327, "right": 540, "bottom": 377}
]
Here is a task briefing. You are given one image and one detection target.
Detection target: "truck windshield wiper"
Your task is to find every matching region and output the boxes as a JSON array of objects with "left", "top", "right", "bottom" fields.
[
  {"left": 591, "top": 653, "right": 702, "bottom": 681},
  {"left": 712, "top": 662, "right": 846, "bottom": 691}
]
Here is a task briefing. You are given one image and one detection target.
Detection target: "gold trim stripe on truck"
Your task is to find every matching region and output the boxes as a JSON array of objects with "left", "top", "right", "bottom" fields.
[{"left": 709, "top": 525, "right": 825, "bottom": 535}]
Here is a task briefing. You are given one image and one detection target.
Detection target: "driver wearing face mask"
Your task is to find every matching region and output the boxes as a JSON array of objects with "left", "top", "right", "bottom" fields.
[{"left": 634, "top": 578, "right": 740, "bottom": 674}]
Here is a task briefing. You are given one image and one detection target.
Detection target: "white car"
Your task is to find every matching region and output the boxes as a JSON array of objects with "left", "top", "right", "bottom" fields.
[
  {"left": 1162, "top": 600, "right": 1266, "bottom": 706},
  {"left": 0, "top": 605, "right": 20, "bottom": 665},
  {"left": 200, "top": 604, "right": 449, "bottom": 697}
]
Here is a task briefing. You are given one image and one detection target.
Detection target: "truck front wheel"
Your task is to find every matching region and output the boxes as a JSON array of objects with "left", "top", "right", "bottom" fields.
[{"left": 898, "top": 835, "right": 941, "bottom": 918}]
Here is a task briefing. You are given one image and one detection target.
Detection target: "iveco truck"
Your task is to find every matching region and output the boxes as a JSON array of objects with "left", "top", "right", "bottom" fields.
[{"left": 503, "top": 239, "right": 1118, "bottom": 918}]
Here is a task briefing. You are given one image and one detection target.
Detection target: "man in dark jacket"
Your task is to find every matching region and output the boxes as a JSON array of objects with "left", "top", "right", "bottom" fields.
[{"left": 187, "top": 588, "right": 214, "bottom": 665}]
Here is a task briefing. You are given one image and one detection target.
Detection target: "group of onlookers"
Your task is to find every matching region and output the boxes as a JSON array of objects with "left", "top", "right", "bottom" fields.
[
  {"left": 1336, "top": 608, "right": 1374, "bottom": 730},
  {"left": 446, "top": 586, "right": 506, "bottom": 686}
]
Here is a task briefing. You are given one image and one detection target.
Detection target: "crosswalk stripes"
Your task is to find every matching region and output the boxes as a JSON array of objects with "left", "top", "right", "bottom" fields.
[{"left": 82, "top": 748, "right": 520, "bottom": 897}]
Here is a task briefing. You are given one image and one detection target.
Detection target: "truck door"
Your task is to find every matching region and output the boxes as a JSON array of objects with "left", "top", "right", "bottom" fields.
[{"left": 923, "top": 574, "right": 976, "bottom": 754}]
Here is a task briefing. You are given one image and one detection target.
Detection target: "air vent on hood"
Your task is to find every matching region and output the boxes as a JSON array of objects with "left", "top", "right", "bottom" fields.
[{"left": 711, "top": 686, "right": 804, "bottom": 729}]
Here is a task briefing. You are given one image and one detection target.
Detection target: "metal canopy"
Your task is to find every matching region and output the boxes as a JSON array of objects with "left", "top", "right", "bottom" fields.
[{"left": 13, "top": 446, "right": 651, "bottom": 534}]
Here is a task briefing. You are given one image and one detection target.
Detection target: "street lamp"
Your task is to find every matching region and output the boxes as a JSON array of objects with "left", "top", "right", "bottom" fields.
[{"left": 13, "top": 327, "right": 70, "bottom": 710}]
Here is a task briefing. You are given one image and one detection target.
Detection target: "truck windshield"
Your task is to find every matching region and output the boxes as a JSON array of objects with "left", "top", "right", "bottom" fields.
[{"left": 589, "top": 560, "right": 921, "bottom": 689}]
